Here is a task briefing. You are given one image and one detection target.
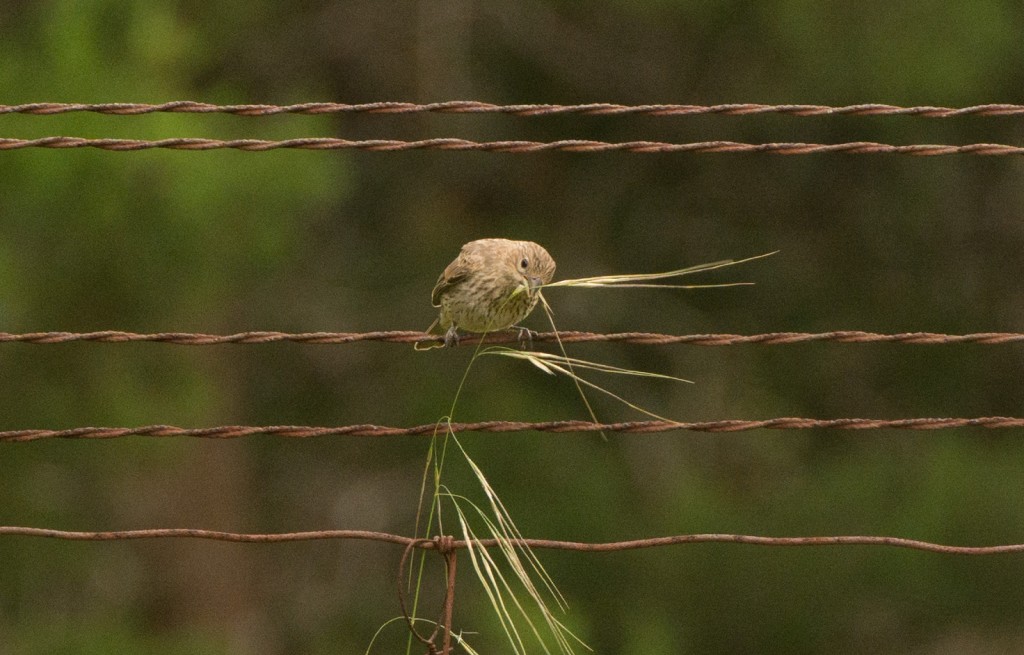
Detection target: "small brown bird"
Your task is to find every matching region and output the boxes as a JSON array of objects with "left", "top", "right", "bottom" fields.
[{"left": 421, "top": 238, "right": 556, "bottom": 347}]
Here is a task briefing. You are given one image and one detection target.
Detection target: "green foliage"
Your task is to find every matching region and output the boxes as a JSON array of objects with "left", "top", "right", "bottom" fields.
[{"left": 4, "top": 619, "right": 227, "bottom": 655}]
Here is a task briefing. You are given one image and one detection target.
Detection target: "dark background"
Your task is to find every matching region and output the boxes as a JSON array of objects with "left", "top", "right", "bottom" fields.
[{"left": 2, "top": 1, "right": 1024, "bottom": 653}]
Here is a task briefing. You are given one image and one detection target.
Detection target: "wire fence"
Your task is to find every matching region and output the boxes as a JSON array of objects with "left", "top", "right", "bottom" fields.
[
  {"left": 5, "top": 97, "right": 1024, "bottom": 653},
  {"left": 3, "top": 417, "right": 1023, "bottom": 443},
  {"left": 4, "top": 100, "right": 1024, "bottom": 117},
  {"left": 2, "top": 329, "right": 1023, "bottom": 346},
  {"left": 2, "top": 526, "right": 1022, "bottom": 556},
  {"left": 8, "top": 521, "right": 1023, "bottom": 653},
  {"left": 5, "top": 100, "right": 1024, "bottom": 156},
  {"left": 3, "top": 136, "right": 1024, "bottom": 154}
]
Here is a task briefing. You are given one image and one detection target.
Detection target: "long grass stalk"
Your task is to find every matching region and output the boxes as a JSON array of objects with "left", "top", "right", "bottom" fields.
[{"left": 542, "top": 251, "right": 776, "bottom": 290}]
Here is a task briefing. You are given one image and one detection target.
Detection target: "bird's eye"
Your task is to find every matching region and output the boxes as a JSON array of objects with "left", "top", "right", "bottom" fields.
[{"left": 519, "top": 258, "right": 529, "bottom": 270}]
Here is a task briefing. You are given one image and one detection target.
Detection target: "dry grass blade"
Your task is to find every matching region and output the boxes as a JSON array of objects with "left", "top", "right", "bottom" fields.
[
  {"left": 455, "top": 506, "right": 529, "bottom": 653},
  {"left": 483, "top": 348, "right": 694, "bottom": 384},
  {"left": 543, "top": 251, "right": 777, "bottom": 289},
  {"left": 450, "top": 446, "right": 569, "bottom": 611},
  {"left": 484, "top": 349, "right": 688, "bottom": 422},
  {"left": 450, "top": 490, "right": 588, "bottom": 654}
]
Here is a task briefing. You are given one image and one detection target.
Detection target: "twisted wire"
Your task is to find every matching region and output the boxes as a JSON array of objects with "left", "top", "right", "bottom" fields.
[
  {"left": 1, "top": 137, "right": 1023, "bottom": 155},
  {"left": 4, "top": 101, "right": 1024, "bottom": 118},
  {"left": 2, "top": 417, "right": 1022, "bottom": 442},
  {"left": 1, "top": 526, "right": 1022, "bottom": 555},
  {"left": 2, "top": 330, "right": 1023, "bottom": 346}
]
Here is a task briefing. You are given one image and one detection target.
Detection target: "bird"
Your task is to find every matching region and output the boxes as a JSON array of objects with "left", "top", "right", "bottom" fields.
[{"left": 420, "top": 238, "right": 556, "bottom": 348}]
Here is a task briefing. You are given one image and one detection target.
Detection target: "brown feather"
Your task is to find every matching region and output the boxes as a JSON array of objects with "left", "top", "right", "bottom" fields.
[{"left": 430, "top": 246, "right": 477, "bottom": 307}]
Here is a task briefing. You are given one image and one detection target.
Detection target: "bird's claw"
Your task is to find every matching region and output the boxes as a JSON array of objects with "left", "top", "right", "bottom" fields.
[
  {"left": 511, "top": 326, "right": 537, "bottom": 350},
  {"left": 443, "top": 326, "right": 461, "bottom": 348}
]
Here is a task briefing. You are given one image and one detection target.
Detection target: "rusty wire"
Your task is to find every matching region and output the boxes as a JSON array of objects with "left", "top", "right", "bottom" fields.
[
  {"left": 4, "top": 101, "right": 1024, "bottom": 117},
  {"left": 2, "top": 136, "right": 1024, "bottom": 155},
  {"left": 2, "top": 417, "right": 1022, "bottom": 443},
  {"left": 397, "top": 536, "right": 458, "bottom": 654},
  {"left": 2, "top": 329, "right": 1023, "bottom": 346},
  {"left": 2, "top": 525, "right": 1023, "bottom": 555}
]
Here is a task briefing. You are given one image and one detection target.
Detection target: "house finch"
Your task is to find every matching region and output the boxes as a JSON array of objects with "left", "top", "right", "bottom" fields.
[{"left": 421, "top": 238, "right": 556, "bottom": 348}]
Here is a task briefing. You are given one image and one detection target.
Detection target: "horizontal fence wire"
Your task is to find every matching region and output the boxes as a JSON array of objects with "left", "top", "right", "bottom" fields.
[
  {"left": 4, "top": 101, "right": 1024, "bottom": 118},
  {"left": 2, "top": 137, "right": 1023, "bottom": 155},
  {"left": 2, "top": 330, "right": 1024, "bottom": 346},
  {"left": 1, "top": 526, "right": 1022, "bottom": 555},
  {"left": 3, "top": 418, "right": 1023, "bottom": 442}
]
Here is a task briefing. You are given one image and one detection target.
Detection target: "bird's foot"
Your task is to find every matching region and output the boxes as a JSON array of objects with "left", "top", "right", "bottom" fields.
[
  {"left": 443, "top": 326, "right": 461, "bottom": 348},
  {"left": 510, "top": 325, "right": 537, "bottom": 350}
]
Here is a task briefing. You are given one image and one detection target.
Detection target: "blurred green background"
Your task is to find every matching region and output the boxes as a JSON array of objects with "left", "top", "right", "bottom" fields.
[{"left": 2, "top": 1, "right": 1024, "bottom": 653}]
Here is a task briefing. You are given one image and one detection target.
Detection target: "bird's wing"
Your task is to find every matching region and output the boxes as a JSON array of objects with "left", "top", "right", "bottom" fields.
[{"left": 430, "top": 254, "right": 473, "bottom": 307}]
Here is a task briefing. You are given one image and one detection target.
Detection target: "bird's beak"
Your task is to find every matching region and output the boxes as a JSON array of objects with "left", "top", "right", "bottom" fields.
[{"left": 528, "top": 276, "right": 543, "bottom": 290}]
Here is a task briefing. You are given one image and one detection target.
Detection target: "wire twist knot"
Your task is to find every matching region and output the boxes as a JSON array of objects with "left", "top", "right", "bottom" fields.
[{"left": 433, "top": 534, "right": 457, "bottom": 555}]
